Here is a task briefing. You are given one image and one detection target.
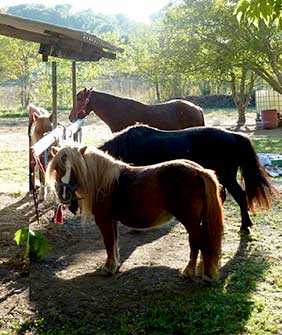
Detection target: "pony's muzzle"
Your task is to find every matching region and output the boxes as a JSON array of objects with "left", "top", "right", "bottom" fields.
[
  {"left": 56, "top": 182, "right": 77, "bottom": 205},
  {"left": 60, "top": 186, "right": 73, "bottom": 204}
]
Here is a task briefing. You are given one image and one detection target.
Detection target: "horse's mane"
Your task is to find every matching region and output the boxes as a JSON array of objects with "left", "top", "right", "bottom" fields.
[
  {"left": 47, "top": 144, "right": 127, "bottom": 216},
  {"left": 94, "top": 90, "right": 147, "bottom": 108},
  {"left": 99, "top": 124, "right": 165, "bottom": 161}
]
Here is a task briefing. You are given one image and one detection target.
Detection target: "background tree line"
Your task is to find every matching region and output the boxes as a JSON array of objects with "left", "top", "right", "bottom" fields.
[{"left": 0, "top": 1, "right": 281, "bottom": 125}]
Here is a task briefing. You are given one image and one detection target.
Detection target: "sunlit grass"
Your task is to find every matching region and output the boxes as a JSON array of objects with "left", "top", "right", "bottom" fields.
[
  {"left": 0, "top": 150, "right": 28, "bottom": 184},
  {"left": 252, "top": 138, "right": 282, "bottom": 153},
  {"left": 0, "top": 108, "right": 28, "bottom": 118}
]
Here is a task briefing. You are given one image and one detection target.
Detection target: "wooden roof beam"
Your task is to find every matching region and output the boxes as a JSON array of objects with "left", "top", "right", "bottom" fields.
[{"left": 0, "top": 23, "right": 53, "bottom": 44}]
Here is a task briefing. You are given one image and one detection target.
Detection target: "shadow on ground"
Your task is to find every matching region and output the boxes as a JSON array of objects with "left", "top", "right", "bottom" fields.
[{"left": 20, "top": 228, "right": 269, "bottom": 334}]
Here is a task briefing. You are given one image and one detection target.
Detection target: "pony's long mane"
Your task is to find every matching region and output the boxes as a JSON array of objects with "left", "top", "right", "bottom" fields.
[{"left": 46, "top": 145, "right": 124, "bottom": 216}]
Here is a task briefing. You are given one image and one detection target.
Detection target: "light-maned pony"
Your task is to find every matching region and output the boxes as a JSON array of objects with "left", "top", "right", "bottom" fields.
[
  {"left": 29, "top": 104, "right": 53, "bottom": 200},
  {"left": 46, "top": 144, "right": 224, "bottom": 281}
]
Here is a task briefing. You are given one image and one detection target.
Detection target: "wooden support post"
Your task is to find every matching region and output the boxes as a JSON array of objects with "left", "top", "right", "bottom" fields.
[
  {"left": 52, "top": 61, "right": 57, "bottom": 128},
  {"left": 72, "top": 61, "right": 77, "bottom": 110},
  {"left": 72, "top": 61, "right": 80, "bottom": 141}
]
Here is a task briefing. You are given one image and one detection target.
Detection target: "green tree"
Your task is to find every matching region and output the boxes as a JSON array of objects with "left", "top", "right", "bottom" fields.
[
  {"left": 235, "top": 0, "right": 282, "bottom": 28},
  {"left": 160, "top": 0, "right": 258, "bottom": 125},
  {"left": 0, "top": 36, "right": 41, "bottom": 107}
]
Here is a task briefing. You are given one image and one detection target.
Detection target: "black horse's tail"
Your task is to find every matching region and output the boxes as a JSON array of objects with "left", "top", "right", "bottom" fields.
[{"left": 236, "top": 133, "right": 278, "bottom": 212}]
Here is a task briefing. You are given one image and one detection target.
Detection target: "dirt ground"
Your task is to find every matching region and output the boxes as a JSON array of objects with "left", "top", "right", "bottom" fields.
[{"left": 0, "top": 112, "right": 281, "bottom": 334}]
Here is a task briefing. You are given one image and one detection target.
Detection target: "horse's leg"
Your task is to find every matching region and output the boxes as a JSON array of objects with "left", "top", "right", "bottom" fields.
[
  {"left": 95, "top": 217, "right": 119, "bottom": 274},
  {"left": 181, "top": 223, "right": 201, "bottom": 280},
  {"left": 220, "top": 186, "right": 226, "bottom": 203},
  {"left": 200, "top": 241, "right": 219, "bottom": 281},
  {"left": 38, "top": 155, "right": 46, "bottom": 202},
  {"left": 38, "top": 170, "right": 45, "bottom": 201},
  {"left": 224, "top": 177, "right": 252, "bottom": 233}
]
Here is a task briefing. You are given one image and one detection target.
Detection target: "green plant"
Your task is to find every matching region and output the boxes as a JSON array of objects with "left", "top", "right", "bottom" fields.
[{"left": 14, "top": 227, "right": 51, "bottom": 262}]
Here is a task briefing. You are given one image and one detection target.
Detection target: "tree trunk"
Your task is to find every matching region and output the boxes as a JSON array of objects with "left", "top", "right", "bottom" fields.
[
  {"left": 155, "top": 81, "right": 160, "bottom": 101},
  {"left": 237, "top": 102, "right": 246, "bottom": 126},
  {"left": 230, "top": 68, "right": 255, "bottom": 126}
]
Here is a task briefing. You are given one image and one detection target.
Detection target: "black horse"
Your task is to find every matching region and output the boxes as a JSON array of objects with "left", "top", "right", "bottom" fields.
[{"left": 98, "top": 125, "right": 276, "bottom": 234}]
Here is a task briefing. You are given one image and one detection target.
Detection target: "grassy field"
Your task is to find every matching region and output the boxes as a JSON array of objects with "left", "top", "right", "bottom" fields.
[
  {"left": 1, "top": 107, "right": 281, "bottom": 186},
  {"left": 0, "top": 108, "right": 282, "bottom": 335}
]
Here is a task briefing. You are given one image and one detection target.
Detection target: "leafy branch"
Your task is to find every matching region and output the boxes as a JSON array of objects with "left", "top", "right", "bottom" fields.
[{"left": 14, "top": 227, "right": 51, "bottom": 263}]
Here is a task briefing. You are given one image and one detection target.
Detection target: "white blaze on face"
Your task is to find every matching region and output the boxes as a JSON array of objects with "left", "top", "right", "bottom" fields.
[{"left": 61, "top": 159, "right": 72, "bottom": 200}]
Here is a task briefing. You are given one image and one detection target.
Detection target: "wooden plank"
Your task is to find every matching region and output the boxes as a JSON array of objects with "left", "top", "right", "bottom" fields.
[
  {"left": 0, "top": 13, "right": 122, "bottom": 52},
  {"left": 65, "top": 119, "right": 84, "bottom": 140},
  {"left": 40, "top": 44, "right": 102, "bottom": 61},
  {"left": 0, "top": 24, "right": 52, "bottom": 44},
  {"left": 31, "top": 120, "right": 84, "bottom": 157},
  {"left": 31, "top": 126, "right": 64, "bottom": 157}
]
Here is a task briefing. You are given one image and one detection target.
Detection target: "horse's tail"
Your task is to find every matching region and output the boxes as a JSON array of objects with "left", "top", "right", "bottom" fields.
[
  {"left": 236, "top": 133, "right": 278, "bottom": 212},
  {"left": 199, "top": 107, "right": 205, "bottom": 126},
  {"left": 200, "top": 169, "right": 224, "bottom": 277}
]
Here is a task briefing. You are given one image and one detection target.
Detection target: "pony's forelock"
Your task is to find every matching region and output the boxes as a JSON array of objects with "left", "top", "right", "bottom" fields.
[{"left": 47, "top": 145, "right": 123, "bottom": 217}]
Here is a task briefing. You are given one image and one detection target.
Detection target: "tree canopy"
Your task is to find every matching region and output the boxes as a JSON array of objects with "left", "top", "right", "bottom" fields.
[{"left": 235, "top": 0, "right": 282, "bottom": 29}]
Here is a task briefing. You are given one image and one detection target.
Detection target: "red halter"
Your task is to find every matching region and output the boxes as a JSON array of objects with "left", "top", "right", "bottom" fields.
[{"left": 77, "top": 89, "right": 93, "bottom": 119}]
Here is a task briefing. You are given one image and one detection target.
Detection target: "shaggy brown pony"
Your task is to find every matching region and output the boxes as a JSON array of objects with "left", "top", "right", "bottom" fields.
[{"left": 46, "top": 144, "right": 224, "bottom": 281}]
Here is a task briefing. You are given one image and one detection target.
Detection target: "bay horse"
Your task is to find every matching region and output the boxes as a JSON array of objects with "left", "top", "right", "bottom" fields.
[
  {"left": 99, "top": 125, "right": 277, "bottom": 234},
  {"left": 29, "top": 104, "right": 53, "bottom": 200},
  {"left": 46, "top": 144, "right": 224, "bottom": 281},
  {"left": 68, "top": 88, "right": 205, "bottom": 132}
]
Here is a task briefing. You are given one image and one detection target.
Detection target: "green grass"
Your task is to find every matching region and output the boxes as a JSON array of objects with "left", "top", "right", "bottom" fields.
[
  {"left": 0, "top": 108, "right": 28, "bottom": 118},
  {"left": 0, "top": 150, "right": 28, "bottom": 184},
  {"left": 252, "top": 138, "right": 282, "bottom": 153}
]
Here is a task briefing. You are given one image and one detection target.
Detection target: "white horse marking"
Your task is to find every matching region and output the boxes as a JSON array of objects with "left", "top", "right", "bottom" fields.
[{"left": 61, "top": 159, "right": 71, "bottom": 200}]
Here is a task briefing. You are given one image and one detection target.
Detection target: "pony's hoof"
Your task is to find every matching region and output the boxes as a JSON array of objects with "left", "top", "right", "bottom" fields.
[
  {"left": 95, "top": 267, "right": 113, "bottom": 276},
  {"left": 239, "top": 227, "right": 250, "bottom": 235},
  {"left": 182, "top": 267, "right": 196, "bottom": 281},
  {"left": 96, "top": 265, "right": 118, "bottom": 276},
  {"left": 202, "top": 275, "right": 214, "bottom": 285}
]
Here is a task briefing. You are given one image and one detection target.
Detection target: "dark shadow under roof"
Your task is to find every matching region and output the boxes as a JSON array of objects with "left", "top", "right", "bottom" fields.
[{"left": 0, "top": 12, "right": 123, "bottom": 61}]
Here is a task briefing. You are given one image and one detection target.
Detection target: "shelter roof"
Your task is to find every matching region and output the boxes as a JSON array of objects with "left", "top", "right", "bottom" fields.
[{"left": 0, "top": 12, "right": 123, "bottom": 61}]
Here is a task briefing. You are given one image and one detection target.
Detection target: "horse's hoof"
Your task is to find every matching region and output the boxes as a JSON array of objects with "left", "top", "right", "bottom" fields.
[
  {"left": 239, "top": 227, "right": 250, "bottom": 235},
  {"left": 95, "top": 267, "right": 113, "bottom": 276},
  {"left": 202, "top": 275, "right": 214, "bottom": 286},
  {"left": 182, "top": 267, "right": 196, "bottom": 281},
  {"left": 96, "top": 265, "right": 118, "bottom": 276}
]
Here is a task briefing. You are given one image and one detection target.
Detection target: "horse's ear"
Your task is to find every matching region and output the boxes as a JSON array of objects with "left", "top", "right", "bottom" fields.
[
  {"left": 79, "top": 146, "right": 87, "bottom": 156},
  {"left": 32, "top": 112, "right": 39, "bottom": 121},
  {"left": 51, "top": 146, "right": 59, "bottom": 157}
]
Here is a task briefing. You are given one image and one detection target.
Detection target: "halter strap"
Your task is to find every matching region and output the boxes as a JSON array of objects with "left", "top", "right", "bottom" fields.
[
  {"left": 77, "top": 89, "right": 93, "bottom": 119},
  {"left": 57, "top": 181, "right": 78, "bottom": 192}
]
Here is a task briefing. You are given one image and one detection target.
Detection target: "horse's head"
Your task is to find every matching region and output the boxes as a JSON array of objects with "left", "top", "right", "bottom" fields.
[
  {"left": 46, "top": 145, "right": 88, "bottom": 205},
  {"left": 69, "top": 88, "right": 93, "bottom": 122},
  {"left": 29, "top": 104, "right": 53, "bottom": 144}
]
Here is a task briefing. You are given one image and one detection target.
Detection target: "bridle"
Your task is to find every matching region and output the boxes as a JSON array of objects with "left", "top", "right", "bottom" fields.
[
  {"left": 76, "top": 89, "right": 93, "bottom": 119},
  {"left": 56, "top": 180, "right": 78, "bottom": 204}
]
